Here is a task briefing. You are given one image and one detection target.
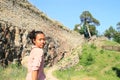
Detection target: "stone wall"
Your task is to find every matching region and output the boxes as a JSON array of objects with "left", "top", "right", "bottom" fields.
[
  {"left": 0, "top": 20, "right": 65, "bottom": 67},
  {"left": 102, "top": 45, "right": 120, "bottom": 52},
  {"left": 0, "top": 20, "right": 29, "bottom": 67},
  {"left": 0, "top": 0, "right": 85, "bottom": 67}
]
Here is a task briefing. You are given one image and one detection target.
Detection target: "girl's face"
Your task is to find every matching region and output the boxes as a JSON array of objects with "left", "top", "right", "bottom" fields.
[{"left": 33, "top": 33, "right": 46, "bottom": 48}]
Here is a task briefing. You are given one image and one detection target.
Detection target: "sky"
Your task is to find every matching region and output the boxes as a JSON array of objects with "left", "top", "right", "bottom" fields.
[{"left": 28, "top": 0, "right": 120, "bottom": 34}]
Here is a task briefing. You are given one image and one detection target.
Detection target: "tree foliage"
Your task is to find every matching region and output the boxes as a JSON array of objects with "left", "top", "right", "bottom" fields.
[
  {"left": 74, "top": 24, "right": 80, "bottom": 33},
  {"left": 104, "top": 25, "right": 120, "bottom": 44},
  {"left": 104, "top": 26, "right": 116, "bottom": 39},
  {"left": 116, "top": 22, "right": 120, "bottom": 31},
  {"left": 113, "top": 31, "right": 120, "bottom": 43},
  {"left": 74, "top": 11, "right": 100, "bottom": 38},
  {"left": 89, "top": 25, "right": 98, "bottom": 36},
  {"left": 80, "top": 11, "right": 100, "bottom": 26}
]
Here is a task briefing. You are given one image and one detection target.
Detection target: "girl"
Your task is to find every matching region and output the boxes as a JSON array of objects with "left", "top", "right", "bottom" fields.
[{"left": 26, "top": 30, "right": 46, "bottom": 80}]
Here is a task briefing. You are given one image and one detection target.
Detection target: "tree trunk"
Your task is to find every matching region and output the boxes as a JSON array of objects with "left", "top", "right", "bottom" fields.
[{"left": 86, "top": 24, "right": 91, "bottom": 38}]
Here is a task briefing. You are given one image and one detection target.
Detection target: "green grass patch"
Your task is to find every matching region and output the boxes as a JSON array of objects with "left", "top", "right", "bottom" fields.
[
  {"left": 54, "top": 43, "right": 120, "bottom": 80},
  {"left": 103, "top": 40, "right": 120, "bottom": 46}
]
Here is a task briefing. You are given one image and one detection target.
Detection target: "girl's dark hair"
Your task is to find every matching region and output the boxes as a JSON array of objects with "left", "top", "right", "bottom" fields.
[{"left": 28, "top": 30, "right": 44, "bottom": 43}]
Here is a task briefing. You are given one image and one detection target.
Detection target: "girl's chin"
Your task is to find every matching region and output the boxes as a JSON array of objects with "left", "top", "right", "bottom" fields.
[{"left": 39, "top": 45, "right": 44, "bottom": 48}]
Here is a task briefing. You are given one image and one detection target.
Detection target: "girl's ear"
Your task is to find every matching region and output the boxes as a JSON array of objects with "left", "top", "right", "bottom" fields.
[{"left": 33, "top": 39, "right": 35, "bottom": 44}]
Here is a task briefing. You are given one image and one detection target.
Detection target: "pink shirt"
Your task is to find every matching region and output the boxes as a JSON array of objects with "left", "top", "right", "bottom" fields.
[{"left": 26, "top": 46, "right": 46, "bottom": 80}]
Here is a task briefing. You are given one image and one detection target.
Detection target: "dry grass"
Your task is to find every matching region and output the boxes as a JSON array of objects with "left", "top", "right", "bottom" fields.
[{"left": 0, "top": 64, "right": 27, "bottom": 80}]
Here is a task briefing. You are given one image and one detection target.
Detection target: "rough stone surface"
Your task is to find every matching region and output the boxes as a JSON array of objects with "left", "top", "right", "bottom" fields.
[{"left": 0, "top": 0, "right": 85, "bottom": 67}]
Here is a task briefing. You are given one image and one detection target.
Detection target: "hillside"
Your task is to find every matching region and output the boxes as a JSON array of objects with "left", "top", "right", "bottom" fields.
[
  {"left": 0, "top": 37, "right": 120, "bottom": 80},
  {"left": 0, "top": 0, "right": 85, "bottom": 66},
  {"left": 54, "top": 39, "right": 120, "bottom": 80}
]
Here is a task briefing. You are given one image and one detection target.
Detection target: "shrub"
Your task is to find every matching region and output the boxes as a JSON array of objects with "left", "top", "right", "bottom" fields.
[
  {"left": 80, "top": 52, "right": 95, "bottom": 66},
  {"left": 90, "top": 43, "right": 96, "bottom": 49}
]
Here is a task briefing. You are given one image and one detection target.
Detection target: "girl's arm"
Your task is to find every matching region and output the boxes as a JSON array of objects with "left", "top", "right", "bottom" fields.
[{"left": 32, "top": 70, "right": 39, "bottom": 80}]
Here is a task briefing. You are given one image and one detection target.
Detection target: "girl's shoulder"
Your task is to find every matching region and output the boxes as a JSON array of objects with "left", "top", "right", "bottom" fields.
[
  {"left": 30, "top": 46, "right": 43, "bottom": 56},
  {"left": 31, "top": 45, "right": 43, "bottom": 51},
  {"left": 32, "top": 47, "right": 43, "bottom": 52}
]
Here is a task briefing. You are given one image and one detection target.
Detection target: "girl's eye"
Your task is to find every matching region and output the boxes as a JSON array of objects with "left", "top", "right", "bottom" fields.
[{"left": 39, "top": 38, "right": 45, "bottom": 41}]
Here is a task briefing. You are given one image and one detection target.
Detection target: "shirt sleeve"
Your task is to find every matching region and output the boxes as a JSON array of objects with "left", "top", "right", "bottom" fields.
[{"left": 31, "top": 48, "right": 43, "bottom": 70}]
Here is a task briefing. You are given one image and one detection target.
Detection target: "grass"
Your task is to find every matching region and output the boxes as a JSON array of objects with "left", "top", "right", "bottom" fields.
[
  {"left": 0, "top": 64, "right": 27, "bottom": 80},
  {"left": 54, "top": 43, "right": 120, "bottom": 80},
  {"left": 103, "top": 40, "right": 120, "bottom": 46}
]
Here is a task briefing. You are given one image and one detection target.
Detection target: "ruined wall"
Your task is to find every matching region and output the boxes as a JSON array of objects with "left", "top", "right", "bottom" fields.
[
  {"left": 0, "top": 20, "right": 61, "bottom": 67},
  {"left": 0, "top": 20, "right": 29, "bottom": 67},
  {"left": 0, "top": 0, "right": 85, "bottom": 67}
]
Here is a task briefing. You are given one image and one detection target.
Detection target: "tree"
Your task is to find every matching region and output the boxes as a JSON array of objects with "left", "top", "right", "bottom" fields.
[
  {"left": 113, "top": 31, "right": 120, "bottom": 43},
  {"left": 104, "top": 26, "right": 120, "bottom": 44},
  {"left": 104, "top": 26, "right": 115, "bottom": 39},
  {"left": 113, "top": 22, "right": 120, "bottom": 43},
  {"left": 89, "top": 25, "right": 98, "bottom": 36},
  {"left": 104, "top": 26, "right": 114, "bottom": 39},
  {"left": 74, "top": 24, "right": 86, "bottom": 35},
  {"left": 80, "top": 11, "right": 100, "bottom": 38},
  {"left": 116, "top": 22, "right": 120, "bottom": 31}
]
